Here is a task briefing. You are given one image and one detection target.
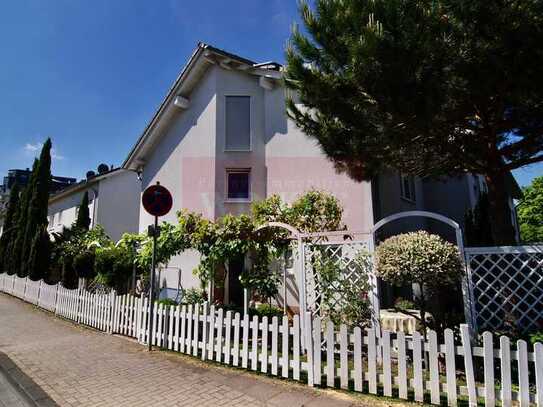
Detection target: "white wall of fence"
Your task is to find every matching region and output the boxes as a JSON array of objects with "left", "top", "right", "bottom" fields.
[{"left": 1, "top": 273, "right": 541, "bottom": 407}]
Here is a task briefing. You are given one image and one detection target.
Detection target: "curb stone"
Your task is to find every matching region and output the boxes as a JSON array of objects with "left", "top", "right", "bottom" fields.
[{"left": 0, "top": 351, "right": 59, "bottom": 407}]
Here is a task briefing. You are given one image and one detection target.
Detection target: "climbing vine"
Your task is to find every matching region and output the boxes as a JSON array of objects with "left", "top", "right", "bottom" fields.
[{"left": 128, "top": 189, "right": 345, "bottom": 301}]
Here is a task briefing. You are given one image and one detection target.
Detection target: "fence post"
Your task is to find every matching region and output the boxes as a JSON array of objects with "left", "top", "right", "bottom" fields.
[{"left": 305, "top": 312, "right": 314, "bottom": 387}]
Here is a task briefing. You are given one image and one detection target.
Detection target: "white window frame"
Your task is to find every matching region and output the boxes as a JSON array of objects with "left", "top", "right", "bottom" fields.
[
  {"left": 400, "top": 173, "right": 416, "bottom": 203},
  {"left": 225, "top": 168, "right": 251, "bottom": 203},
  {"left": 224, "top": 95, "right": 252, "bottom": 152}
]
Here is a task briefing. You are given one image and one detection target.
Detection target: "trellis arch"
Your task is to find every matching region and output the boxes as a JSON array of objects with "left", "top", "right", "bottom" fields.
[{"left": 369, "top": 210, "right": 471, "bottom": 328}]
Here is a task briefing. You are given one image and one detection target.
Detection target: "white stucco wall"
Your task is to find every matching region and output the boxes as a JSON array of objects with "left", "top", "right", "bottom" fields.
[
  {"left": 47, "top": 170, "right": 140, "bottom": 241},
  {"left": 48, "top": 188, "right": 92, "bottom": 234}
]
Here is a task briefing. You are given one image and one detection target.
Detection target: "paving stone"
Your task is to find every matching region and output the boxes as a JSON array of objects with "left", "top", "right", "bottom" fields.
[{"left": 0, "top": 293, "right": 373, "bottom": 407}]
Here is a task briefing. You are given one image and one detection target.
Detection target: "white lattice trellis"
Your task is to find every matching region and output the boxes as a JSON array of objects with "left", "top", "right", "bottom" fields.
[
  {"left": 466, "top": 245, "right": 543, "bottom": 333},
  {"left": 303, "top": 240, "right": 375, "bottom": 319}
]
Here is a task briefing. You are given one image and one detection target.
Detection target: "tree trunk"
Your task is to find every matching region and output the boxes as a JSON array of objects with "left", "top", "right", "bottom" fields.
[{"left": 484, "top": 172, "right": 516, "bottom": 245}]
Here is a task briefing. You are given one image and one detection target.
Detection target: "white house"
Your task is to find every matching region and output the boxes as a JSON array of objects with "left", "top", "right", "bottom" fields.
[
  {"left": 122, "top": 43, "right": 521, "bottom": 306},
  {"left": 48, "top": 167, "right": 141, "bottom": 241}
]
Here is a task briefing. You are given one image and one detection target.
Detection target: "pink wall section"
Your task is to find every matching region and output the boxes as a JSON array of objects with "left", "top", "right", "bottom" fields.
[
  {"left": 266, "top": 157, "right": 369, "bottom": 231},
  {"left": 181, "top": 157, "right": 215, "bottom": 219},
  {"left": 180, "top": 156, "right": 371, "bottom": 231}
]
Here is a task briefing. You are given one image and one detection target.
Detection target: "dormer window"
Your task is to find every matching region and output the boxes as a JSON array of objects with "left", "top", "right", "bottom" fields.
[{"left": 225, "top": 96, "right": 250, "bottom": 151}]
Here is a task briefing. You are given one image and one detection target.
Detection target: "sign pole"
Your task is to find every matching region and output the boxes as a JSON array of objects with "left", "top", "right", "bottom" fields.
[
  {"left": 141, "top": 181, "right": 173, "bottom": 352},
  {"left": 148, "top": 214, "right": 158, "bottom": 351}
]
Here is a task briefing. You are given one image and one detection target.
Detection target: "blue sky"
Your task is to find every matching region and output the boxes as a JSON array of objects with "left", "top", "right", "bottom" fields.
[{"left": 0, "top": 0, "right": 540, "bottom": 187}]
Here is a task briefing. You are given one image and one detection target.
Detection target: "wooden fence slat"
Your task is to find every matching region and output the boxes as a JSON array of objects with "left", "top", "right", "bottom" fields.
[
  {"left": 201, "top": 303, "right": 208, "bottom": 360},
  {"left": 215, "top": 308, "right": 223, "bottom": 362},
  {"left": 242, "top": 314, "right": 249, "bottom": 369},
  {"left": 483, "top": 331, "right": 495, "bottom": 407},
  {"left": 444, "top": 328, "right": 457, "bottom": 406},
  {"left": 293, "top": 315, "right": 300, "bottom": 381},
  {"left": 313, "top": 317, "right": 322, "bottom": 386},
  {"left": 428, "top": 330, "right": 440, "bottom": 405},
  {"left": 172, "top": 304, "right": 180, "bottom": 351},
  {"left": 461, "top": 325, "right": 477, "bottom": 407},
  {"left": 186, "top": 304, "right": 193, "bottom": 354},
  {"left": 500, "top": 336, "right": 512, "bottom": 407},
  {"left": 281, "top": 315, "right": 289, "bottom": 378},
  {"left": 413, "top": 331, "right": 424, "bottom": 402},
  {"left": 207, "top": 305, "right": 215, "bottom": 361},
  {"left": 251, "top": 315, "right": 259, "bottom": 371},
  {"left": 261, "top": 316, "right": 268, "bottom": 374},
  {"left": 224, "top": 311, "right": 232, "bottom": 365},
  {"left": 340, "top": 324, "right": 348, "bottom": 390},
  {"left": 326, "top": 322, "right": 334, "bottom": 387},
  {"left": 168, "top": 305, "right": 174, "bottom": 350},
  {"left": 382, "top": 330, "right": 392, "bottom": 397},
  {"left": 193, "top": 304, "right": 200, "bottom": 357},
  {"left": 353, "top": 327, "right": 363, "bottom": 392},
  {"left": 517, "top": 340, "right": 530, "bottom": 407},
  {"left": 305, "top": 313, "right": 314, "bottom": 387},
  {"left": 157, "top": 303, "right": 164, "bottom": 347},
  {"left": 232, "top": 313, "right": 240, "bottom": 367},
  {"left": 397, "top": 331, "right": 408, "bottom": 400},
  {"left": 535, "top": 342, "right": 543, "bottom": 407},
  {"left": 271, "top": 316, "right": 278, "bottom": 376},
  {"left": 367, "top": 328, "right": 377, "bottom": 395},
  {"left": 180, "top": 305, "right": 186, "bottom": 353}
]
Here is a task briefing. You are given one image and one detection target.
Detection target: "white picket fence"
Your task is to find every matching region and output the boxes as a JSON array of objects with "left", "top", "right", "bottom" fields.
[{"left": 1, "top": 273, "right": 542, "bottom": 407}]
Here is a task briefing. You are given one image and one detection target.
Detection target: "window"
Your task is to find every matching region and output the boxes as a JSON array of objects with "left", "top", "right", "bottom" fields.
[
  {"left": 225, "top": 96, "right": 250, "bottom": 150},
  {"left": 400, "top": 174, "right": 416, "bottom": 202},
  {"left": 226, "top": 169, "right": 250, "bottom": 201}
]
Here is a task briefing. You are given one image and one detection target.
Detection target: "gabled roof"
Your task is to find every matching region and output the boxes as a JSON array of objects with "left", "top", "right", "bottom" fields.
[
  {"left": 48, "top": 168, "right": 125, "bottom": 204},
  {"left": 122, "top": 43, "right": 282, "bottom": 170}
]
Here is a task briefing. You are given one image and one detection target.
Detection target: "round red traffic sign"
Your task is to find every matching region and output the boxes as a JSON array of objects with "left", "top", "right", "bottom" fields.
[{"left": 142, "top": 183, "right": 173, "bottom": 217}]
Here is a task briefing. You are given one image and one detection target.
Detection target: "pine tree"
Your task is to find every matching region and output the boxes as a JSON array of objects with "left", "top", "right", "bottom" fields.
[
  {"left": 0, "top": 183, "right": 20, "bottom": 272},
  {"left": 74, "top": 191, "right": 91, "bottom": 231},
  {"left": 21, "top": 139, "right": 52, "bottom": 276},
  {"left": 10, "top": 160, "right": 37, "bottom": 276},
  {"left": 285, "top": 0, "right": 543, "bottom": 244},
  {"left": 28, "top": 226, "right": 51, "bottom": 281}
]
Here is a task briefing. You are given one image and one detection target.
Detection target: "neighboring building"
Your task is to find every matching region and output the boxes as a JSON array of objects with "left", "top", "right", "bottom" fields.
[
  {"left": 47, "top": 167, "right": 141, "bottom": 241},
  {"left": 0, "top": 168, "right": 77, "bottom": 235},
  {"left": 1, "top": 168, "right": 77, "bottom": 195},
  {"left": 123, "top": 43, "right": 521, "bottom": 305}
]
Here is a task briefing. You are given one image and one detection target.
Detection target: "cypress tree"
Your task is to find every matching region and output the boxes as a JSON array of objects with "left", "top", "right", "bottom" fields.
[
  {"left": 0, "top": 183, "right": 21, "bottom": 272},
  {"left": 10, "top": 160, "right": 37, "bottom": 276},
  {"left": 28, "top": 226, "right": 51, "bottom": 281},
  {"left": 74, "top": 191, "right": 91, "bottom": 231},
  {"left": 21, "top": 139, "right": 52, "bottom": 277}
]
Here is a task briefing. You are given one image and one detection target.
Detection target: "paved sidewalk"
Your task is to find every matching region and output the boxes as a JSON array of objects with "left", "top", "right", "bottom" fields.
[{"left": 0, "top": 294, "right": 379, "bottom": 407}]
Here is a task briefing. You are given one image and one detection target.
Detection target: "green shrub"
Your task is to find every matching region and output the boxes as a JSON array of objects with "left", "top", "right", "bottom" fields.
[
  {"left": 73, "top": 250, "right": 95, "bottom": 279},
  {"left": 182, "top": 288, "right": 207, "bottom": 305},
  {"left": 530, "top": 331, "right": 543, "bottom": 345},
  {"left": 394, "top": 297, "right": 416, "bottom": 311},
  {"left": 157, "top": 298, "right": 178, "bottom": 307},
  {"left": 255, "top": 303, "right": 283, "bottom": 319},
  {"left": 376, "top": 231, "right": 464, "bottom": 335}
]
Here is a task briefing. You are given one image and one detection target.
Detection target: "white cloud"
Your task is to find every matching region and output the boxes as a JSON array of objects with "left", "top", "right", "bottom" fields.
[
  {"left": 24, "top": 142, "right": 42, "bottom": 152},
  {"left": 23, "top": 142, "right": 65, "bottom": 161}
]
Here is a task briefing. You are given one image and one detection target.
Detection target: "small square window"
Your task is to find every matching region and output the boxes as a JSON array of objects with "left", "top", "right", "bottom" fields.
[
  {"left": 400, "top": 174, "right": 416, "bottom": 202},
  {"left": 226, "top": 170, "right": 250, "bottom": 201}
]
